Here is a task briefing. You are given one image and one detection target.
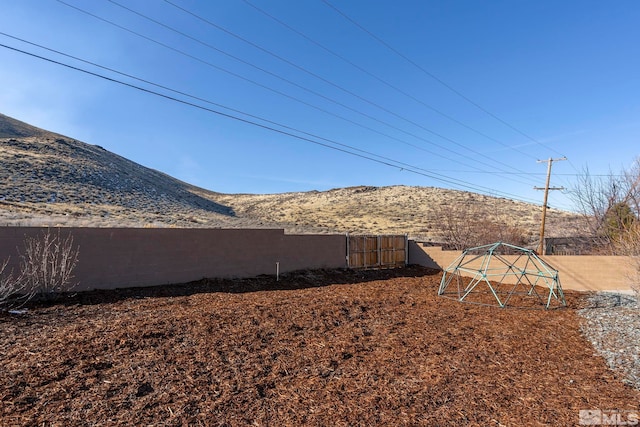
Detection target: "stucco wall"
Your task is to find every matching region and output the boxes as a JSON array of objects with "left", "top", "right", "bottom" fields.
[
  {"left": 409, "top": 241, "right": 636, "bottom": 292},
  {"left": 5, "top": 228, "right": 631, "bottom": 294},
  {"left": 0, "top": 228, "right": 347, "bottom": 291}
]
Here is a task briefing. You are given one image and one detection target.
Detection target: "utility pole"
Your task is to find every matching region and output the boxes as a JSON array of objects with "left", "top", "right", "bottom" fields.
[{"left": 534, "top": 157, "right": 567, "bottom": 255}]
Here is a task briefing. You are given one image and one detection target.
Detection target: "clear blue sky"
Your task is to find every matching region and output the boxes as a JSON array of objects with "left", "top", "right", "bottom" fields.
[{"left": 1, "top": 0, "right": 639, "bottom": 211}]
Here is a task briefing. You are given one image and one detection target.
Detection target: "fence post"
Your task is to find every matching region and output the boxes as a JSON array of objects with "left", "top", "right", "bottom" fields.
[
  {"left": 405, "top": 234, "right": 409, "bottom": 266},
  {"left": 345, "top": 233, "right": 350, "bottom": 268}
]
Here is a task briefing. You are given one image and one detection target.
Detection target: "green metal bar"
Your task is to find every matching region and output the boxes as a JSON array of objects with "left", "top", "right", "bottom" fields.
[{"left": 438, "top": 242, "right": 566, "bottom": 308}]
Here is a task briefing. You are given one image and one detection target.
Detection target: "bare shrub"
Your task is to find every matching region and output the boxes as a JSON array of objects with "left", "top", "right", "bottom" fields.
[
  {"left": 571, "top": 160, "right": 640, "bottom": 249},
  {"left": 18, "top": 229, "right": 79, "bottom": 299},
  {"left": 0, "top": 258, "right": 24, "bottom": 308},
  {"left": 570, "top": 158, "right": 640, "bottom": 298},
  {"left": 615, "top": 223, "right": 640, "bottom": 298},
  {"left": 434, "top": 204, "right": 529, "bottom": 250}
]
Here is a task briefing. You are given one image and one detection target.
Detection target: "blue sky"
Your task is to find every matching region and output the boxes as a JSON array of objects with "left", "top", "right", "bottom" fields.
[{"left": 1, "top": 0, "right": 639, "bottom": 211}]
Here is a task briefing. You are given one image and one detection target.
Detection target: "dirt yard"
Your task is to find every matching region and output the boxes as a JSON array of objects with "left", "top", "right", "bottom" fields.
[{"left": 1, "top": 266, "right": 638, "bottom": 426}]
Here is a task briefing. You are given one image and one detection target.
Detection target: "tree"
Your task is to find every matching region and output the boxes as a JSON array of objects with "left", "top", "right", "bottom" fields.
[
  {"left": 571, "top": 159, "right": 639, "bottom": 247},
  {"left": 604, "top": 202, "right": 636, "bottom": 242},
  {"left": 570, "top": 158, "right": 640, "bottom": 296},
  {"left": 434, "top": 203, "right": 529, "bottom": 251}
]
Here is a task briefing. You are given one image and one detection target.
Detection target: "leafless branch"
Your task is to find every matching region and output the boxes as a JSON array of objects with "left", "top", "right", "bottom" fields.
[{"left": 19, "top": 229, "right": 79, "bottom": 299}]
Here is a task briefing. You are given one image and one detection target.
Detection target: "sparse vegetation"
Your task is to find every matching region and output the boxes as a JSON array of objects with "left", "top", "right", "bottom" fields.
[
  {"left": 0, "top": 229, "right": 79, "bottom": 308},
  {"left": 571, "top": 158, "right": 640, "bottom": 296},
  {"left": 0, "top": 258, "right": 23, "bottom": 308},
  {"left": 433, "top": 203, "right": 530, "bottom": 250},
  {"left": 214, "top": 186, "right": 585, "bottom": 243},
  {"left": 18, "top": 229, "right": 79, "bottom": 299},
  {"left": 1, "top": 114, "right": 587, "bottom": 238}
]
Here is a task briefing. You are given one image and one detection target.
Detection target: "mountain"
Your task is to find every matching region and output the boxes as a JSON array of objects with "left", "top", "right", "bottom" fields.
[
  {"left": 0, "top": 113, "right": 54, "bottom": 139},
  {"left": 0, "top": 113, "right": 240, "bottom": 228},
  {"left": 0, "top": 113, "right": 586, "bottom": 241},
  {"left": 214, "top": 186, "right": 586, "bottom": 242}
]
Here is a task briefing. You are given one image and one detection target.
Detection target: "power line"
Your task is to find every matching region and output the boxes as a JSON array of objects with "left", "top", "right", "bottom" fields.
[
  {"left": 100, "top": 0, "right": 485, "bottom": 171},
  {"left": 57, "top": 0, "right": 526, "bottom": 181},
  {"left": 50, "top": 1, "right": 467, "bottom": 171},
  {"left": 156, "top": 0, "right": 540, "bottom": 185},
  {"left": 242, "top": 0, "right": 539, "bottom": 161},
  {"left": 57, "top": 0, "right": 540, "bottom": 187},
  {"left": 1, "top": 31, "right": 501, "bottom": 189},
  {"left": 0, "top": 41, "right": 544, "bottom": 204},
  {"left": 321, "top": 0, "right": 568, "bottom": 159}
]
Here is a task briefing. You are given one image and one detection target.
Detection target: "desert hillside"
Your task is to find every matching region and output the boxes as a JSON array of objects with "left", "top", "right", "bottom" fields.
[
  {"left": 0, "top": 113, "right": 586, "bottom": 242},
  {"left": 0, "top": 113, "right": 243, "bottom": 228},
  {"left": 213, "top": 186, "right": 586, "bottom": 242}
]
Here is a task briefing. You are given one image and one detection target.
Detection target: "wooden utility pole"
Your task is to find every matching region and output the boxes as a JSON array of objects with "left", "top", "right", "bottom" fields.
[{"left": 534, "top": 157, "right": 567, "bottom": 255}]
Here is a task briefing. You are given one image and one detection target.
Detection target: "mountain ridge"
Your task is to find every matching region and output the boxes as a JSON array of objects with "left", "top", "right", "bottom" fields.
[
  {"left": 0, "top": 113, "right": 586, "bottom": 241},
  {"left": 0, "top": 112, "right": 54, "bottom": 138}
]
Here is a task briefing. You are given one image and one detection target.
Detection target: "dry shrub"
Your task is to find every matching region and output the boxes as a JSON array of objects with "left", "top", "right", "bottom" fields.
[
  {"left": 570, "top": 158, "right": 640, "bottom": 299},
  {"left": 0, "top": 229, "right": 80, "bottom": 309},
  {"left": 0, "top": 258, "right": 24, "bottom": 308},
  {"left": 19, "top": 229, "right": 79, "bottom": 299},
  {"left": 613, "top": 223, "right": 640, "bottom": 299},
  {"left": 435, "top": 204, "right": 529, "bottom": 250}
]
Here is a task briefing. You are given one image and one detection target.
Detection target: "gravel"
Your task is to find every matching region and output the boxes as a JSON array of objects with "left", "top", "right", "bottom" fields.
[{"left": 578, "top": 291, "right": 640, "bottom": 390}]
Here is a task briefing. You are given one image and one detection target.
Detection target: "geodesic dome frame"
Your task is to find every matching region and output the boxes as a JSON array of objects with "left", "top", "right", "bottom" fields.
[{"left": 438, "top": 242, "right": 566, "bottom": 309}]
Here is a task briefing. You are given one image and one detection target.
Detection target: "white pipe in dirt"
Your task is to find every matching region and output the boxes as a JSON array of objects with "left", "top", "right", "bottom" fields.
[{"left": 276, "top": 262, "right": 280, "bottom": 281}]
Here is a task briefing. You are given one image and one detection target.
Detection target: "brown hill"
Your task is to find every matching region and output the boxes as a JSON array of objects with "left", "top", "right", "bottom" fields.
[
  {"left": 0, "top": 113, "right": 587, "bottom": 242},
  {"left": 0, "top": 113, "right": 242, "bottom": 228},
  {"left": 0, "top": 112, "right": 53, "bottom": 139},
  {"left": 214, "top": 185, "right": 587, "bottom": 243}
]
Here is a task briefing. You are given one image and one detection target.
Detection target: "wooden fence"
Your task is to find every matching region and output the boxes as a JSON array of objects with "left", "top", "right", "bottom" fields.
[{"left": 347, "top": 234, "right": 407, "bottom": 269}]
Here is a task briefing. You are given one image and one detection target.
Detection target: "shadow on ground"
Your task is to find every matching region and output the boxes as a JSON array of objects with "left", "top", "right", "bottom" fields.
[{"left": 31, "top": 265, "right": 440, "bottom": 308}]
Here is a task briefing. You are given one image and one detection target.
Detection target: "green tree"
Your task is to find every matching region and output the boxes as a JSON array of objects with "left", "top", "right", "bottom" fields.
[{"left": 603, "top": 202, "right": 637, "bottom": 242}]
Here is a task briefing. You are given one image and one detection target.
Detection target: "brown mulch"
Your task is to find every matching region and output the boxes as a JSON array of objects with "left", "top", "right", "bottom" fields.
[{"left": 1, "top": 266, "right": 638, "bottom": 426}]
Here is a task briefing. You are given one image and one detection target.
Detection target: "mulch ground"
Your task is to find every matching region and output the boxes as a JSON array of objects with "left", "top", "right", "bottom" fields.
[{"left": 1, "top": 266, "right": 638, "bottom": 426}]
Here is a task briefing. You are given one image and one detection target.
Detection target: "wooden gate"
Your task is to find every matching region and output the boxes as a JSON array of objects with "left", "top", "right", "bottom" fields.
[{"left": 347, "top": 235, "right": 407, "bottom": 269}]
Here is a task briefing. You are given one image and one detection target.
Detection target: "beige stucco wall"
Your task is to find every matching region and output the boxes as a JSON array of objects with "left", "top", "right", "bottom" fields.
[
  {"left": 4, "top": 228, "right": 632, "bottom": 294},
  {"left": 0, "top": 228, "right": 347, "bottom": 291},
  {"left": 539, "top": 255, "right": 636, "bottom": 292},
  {"left": 409, "top": 241, "right": 636, "bottom": 292}
]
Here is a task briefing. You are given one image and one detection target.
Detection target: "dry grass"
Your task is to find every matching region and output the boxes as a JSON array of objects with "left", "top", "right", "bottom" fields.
[
  {"left": 0, "top": 113, "right": 587, "bottom": 242},
  {"left": 213, "top": 186, "right": 587, "bottom": 242}
]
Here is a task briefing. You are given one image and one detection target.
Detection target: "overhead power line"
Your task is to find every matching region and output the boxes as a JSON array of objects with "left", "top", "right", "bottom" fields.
[
  {"left": 321, "top": 0, "right": 568, "bottom": 159},
  {"left": 0, "top": 40, "right": 544, "bottom": 204},
  {"left": 155, "top": 0, "right": 539, "bottom": 184},
  {"left": 99, "top": 0, "right": 487, "bottom": 172},
  {"left": 242, "top": 0, "right": 538, "bottom": 161},
  {"left": 57, "top": 0, "right": 540, "bottom": 187},
  {"left": 49, "top": 1, "right": 469, "bottom": 172},
  {"left": 2, "top": 31, "right": 501, "bottom": 188}
]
